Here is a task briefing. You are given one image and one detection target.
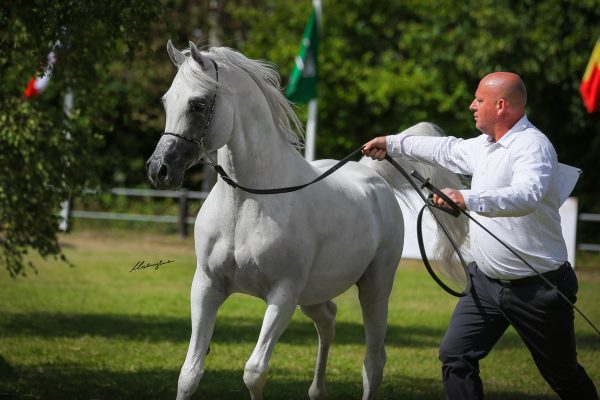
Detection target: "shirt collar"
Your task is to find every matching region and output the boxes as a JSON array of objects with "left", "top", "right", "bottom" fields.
[{"left": 494, "top": 115, "right": 530, "bottom": 147}]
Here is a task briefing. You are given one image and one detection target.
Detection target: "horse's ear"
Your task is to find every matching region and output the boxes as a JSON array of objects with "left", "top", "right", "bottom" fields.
[
  {"left": 189, "top": 41, "right": 209, "bottom": 71},
  {"left": 167, "top": 39, "right": 187, "bottom": 67}
]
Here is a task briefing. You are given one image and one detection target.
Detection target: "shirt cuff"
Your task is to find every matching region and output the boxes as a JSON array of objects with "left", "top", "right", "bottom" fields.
[
  {"left": 460, "top": 189, "right": 485, "bottom": 213},
  {"left": 386, "top": 134, "right": 410, "bottom": 156}
]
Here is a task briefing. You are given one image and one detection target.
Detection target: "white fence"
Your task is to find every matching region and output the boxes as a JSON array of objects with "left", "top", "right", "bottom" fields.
[
  {"left": 67, "top": 189, "right": 600, "bottom": 256},
  {"left": 579, "top": 213, "right": 600, "bottom": 252},
  {"left": 68, "top": 188, "right": 208, "bottom": 237}
]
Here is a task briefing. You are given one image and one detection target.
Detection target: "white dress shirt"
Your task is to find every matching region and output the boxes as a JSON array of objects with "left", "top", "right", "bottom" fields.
[{"left": 386, "top": 116, "right": 568, "bottom": 280}]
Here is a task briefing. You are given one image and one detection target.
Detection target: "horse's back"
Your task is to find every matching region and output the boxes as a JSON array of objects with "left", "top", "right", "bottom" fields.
[
  {"left": 312, "top": 159, "right": 401, "bottom": 219},
  {"left": 310, "top": 159, "right": 403, "bottom": 236}
]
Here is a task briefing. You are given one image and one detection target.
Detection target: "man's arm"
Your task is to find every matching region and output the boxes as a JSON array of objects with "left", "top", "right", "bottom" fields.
[{"left": 363, "top": 124, "right": 478, "bottom": 176}]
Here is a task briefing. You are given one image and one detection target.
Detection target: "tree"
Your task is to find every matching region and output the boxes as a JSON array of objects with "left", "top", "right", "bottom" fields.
[
  {"left": 0, "top": 1, "right": 162, "bottom": 276},
  {"left": 224, "top": 0, "right": 600, "bottom": 210}
]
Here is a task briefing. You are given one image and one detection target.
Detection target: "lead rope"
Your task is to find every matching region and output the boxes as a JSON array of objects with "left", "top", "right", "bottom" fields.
[
  {"left": 208, "top": 147, "right": 600, "bottom": 336},
  {"left": 212, "top": 146, "right": 364, "bottom": 195}
]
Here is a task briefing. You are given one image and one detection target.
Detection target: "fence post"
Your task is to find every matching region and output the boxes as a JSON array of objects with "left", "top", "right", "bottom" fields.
[{"left": 178, "top": 190, "right": 189, "bottom": 238}]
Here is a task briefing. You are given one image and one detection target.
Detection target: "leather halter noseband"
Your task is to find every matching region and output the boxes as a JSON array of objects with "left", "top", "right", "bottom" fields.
[{"left": 161, "top": 58, "right": 219, "bottom": 158}]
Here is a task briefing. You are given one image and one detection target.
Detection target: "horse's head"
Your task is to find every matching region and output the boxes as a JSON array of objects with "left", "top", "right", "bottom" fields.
[{"left": 146, "top": 40, "right": 233, "bottom": 189}]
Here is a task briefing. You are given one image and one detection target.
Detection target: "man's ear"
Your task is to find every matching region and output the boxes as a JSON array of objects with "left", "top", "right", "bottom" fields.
[{"left": 496, "top": 98, "right": 506, "bottom": 111}]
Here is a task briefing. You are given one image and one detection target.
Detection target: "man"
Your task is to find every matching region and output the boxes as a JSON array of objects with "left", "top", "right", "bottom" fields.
[{"left": 362, "top": 72, "right": 598, "bottom": 400}]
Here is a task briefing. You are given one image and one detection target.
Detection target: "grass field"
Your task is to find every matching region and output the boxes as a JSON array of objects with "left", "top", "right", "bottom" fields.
[{"left": 1, "top": 229, "right": 599, "bottom": 399}]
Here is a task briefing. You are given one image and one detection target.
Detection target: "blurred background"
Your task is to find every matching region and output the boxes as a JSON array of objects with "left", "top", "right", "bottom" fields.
[
  {"left": 2, "top": 2, "right": 600, "bottom": 399},
  {"left": 2, "top": 0, "right": 600, "bottom": 276}
]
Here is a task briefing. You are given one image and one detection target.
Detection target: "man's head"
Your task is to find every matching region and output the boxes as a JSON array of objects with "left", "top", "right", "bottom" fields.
[{"left": 469, "top": 72, "right": 527, "bottom": 141}]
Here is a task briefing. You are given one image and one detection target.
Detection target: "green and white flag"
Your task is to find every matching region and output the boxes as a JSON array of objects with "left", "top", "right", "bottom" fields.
[{"left": 286, "top": 1, "right": 321, "bottom": 103}]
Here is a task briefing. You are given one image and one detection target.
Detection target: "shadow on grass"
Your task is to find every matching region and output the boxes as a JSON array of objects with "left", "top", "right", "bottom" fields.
[
  {"left": 2, "top": 312, "right": 599, "bottom": 352},
  {"left": 0, "top": 359, "right": 558, "bottom": 400},
  {"left": 0, "top": 311, "right": 443, "bottom": 348}
]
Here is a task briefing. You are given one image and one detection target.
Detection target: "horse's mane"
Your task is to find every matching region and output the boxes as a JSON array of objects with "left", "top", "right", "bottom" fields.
[{"left": 179, "top": 46, "right": 304, "bottom": 149}]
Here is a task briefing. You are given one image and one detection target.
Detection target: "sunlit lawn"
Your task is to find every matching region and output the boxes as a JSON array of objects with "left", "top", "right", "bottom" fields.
[{"left": 0, "top": 229, "right": 599, "bottom": 399}]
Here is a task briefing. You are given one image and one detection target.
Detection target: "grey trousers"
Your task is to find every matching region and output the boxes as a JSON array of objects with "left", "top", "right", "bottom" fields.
[{"left": 439, "top": 262, "right": 598, "bottom": 400}]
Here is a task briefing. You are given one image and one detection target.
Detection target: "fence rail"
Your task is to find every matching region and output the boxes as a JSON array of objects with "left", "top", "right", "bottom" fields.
[
  {"left": 68, "top": 188, "right": 600, "bottom": 249},
  {"left": 578, "top": 213, "right": 600, "bottom": 251},
  {"left": 70, "top": 188, "right": 208, "bottom": 237}
]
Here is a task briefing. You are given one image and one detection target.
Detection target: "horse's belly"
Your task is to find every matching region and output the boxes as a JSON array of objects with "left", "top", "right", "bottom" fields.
[
  {"left": 297, "top": 247, "right": 377, "bottom": 305},
  {"left": 298, "top": 275, "right": 361, "bottom": 305}
]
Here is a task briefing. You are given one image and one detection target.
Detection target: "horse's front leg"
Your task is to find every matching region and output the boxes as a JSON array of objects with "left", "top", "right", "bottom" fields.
[
  {"left": 177, "top": 270, "right": 228, "bottom": 400},
  {"left": 243, "top": 283, "right": 298, "bottom": 400}
]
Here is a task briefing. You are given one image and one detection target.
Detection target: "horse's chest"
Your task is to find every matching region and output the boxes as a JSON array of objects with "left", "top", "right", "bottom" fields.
[
  {"left": 231, "top": 215, "right": 296, "bottom": 265},
  {"left": 198, "top": 197, "right": 307, "bottom": 296}
]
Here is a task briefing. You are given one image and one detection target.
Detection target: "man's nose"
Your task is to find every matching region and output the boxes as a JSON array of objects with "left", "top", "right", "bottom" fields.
[{"left": 469, "top": 100, "right": 477, "bottom": 111}]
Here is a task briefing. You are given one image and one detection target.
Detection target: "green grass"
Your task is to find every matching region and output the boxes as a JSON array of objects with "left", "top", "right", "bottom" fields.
[{"left": 1, "top": 229, "right": 599, "bottom": 399}]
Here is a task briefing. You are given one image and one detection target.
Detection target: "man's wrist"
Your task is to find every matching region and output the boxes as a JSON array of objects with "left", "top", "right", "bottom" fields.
[{"left": 459, "top": 189, "right": 481, "bottom": 212}]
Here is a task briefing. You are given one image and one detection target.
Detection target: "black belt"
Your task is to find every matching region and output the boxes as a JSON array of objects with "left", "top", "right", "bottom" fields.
[{"left": 490, "top": 262, "right": 570, "bottom": 287}]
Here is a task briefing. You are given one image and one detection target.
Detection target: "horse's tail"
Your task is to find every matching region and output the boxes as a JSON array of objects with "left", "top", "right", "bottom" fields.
[{"left": 360, "top": 122, "right": 471, "bottom": 266}]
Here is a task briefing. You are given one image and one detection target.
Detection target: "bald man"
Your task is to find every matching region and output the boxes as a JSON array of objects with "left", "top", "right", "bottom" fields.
[{"left": 363, "top": 72, "right": 598, "bottom": 400}]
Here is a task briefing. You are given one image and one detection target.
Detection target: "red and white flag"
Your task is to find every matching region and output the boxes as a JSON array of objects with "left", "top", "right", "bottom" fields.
[{"left": 23, "top": 50, "right": 57, "bottom": 98}]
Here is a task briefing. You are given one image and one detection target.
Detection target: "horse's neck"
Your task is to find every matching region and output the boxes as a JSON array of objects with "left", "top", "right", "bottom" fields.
[{"left": 217, "top": 101, "right": 312, "bottom": 189}]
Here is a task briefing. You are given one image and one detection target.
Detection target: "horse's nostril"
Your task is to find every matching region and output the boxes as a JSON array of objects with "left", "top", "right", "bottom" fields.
[
  {"left": 158, "top": 164, "right": 168, "bottom": 180},
  {"left": 145, "top": 160, "right": 151, "bottom": 172}
]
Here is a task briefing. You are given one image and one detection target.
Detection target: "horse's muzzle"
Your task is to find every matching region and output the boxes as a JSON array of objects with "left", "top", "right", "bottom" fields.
[{"left": 146, "top": 157, "right": 181, "bottom": 189}]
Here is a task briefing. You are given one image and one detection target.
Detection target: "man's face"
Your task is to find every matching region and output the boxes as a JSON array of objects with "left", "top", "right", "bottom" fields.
[{"left": 469, "top": 80, "right": 498, "bottom": 136}]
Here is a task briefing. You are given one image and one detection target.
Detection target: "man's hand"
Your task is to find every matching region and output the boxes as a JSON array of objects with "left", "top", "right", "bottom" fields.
[
  {"left": 362, "top": 136, "right": 387, "bottom": 160},
  {"left": 432, "top": 188, "right": 466, "bottom": 210}
]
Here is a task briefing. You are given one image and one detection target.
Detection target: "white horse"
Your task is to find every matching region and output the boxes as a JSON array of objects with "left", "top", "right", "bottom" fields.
[{"left": 146, "top": 41, "right": 468, "bottom": 400}]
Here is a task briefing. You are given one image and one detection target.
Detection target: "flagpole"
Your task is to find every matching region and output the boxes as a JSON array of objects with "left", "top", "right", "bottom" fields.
[
  {"left": 305, "top": 0, "right": 321, "bottom": 162},
  {"left": 305, "top": 98, "right": 317, "bottom": 162},
  {"left": 286, "top": 1, "right": 321, "bottom": 161},
  {"left": 201, "top": 0, "right": 220, "bottom": 192}
]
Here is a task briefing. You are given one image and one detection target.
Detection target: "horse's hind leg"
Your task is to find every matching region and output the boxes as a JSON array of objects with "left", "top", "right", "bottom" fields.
[
  {"left": 177, "top": 271, "right": 228, "bottom": 400},
  {"left": 300, "top": 300, "right": 337, "bottom": 400},
  {"left": 243, "top": 284, "right": 298, "bottom": 400},
  {"left": 356, "top": 257, "right": 398, "bottom": 400}
]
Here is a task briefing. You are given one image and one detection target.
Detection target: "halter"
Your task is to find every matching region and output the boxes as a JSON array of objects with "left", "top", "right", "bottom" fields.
[{"left": 161, "top": 58, "right": 219, "bottom": 164}]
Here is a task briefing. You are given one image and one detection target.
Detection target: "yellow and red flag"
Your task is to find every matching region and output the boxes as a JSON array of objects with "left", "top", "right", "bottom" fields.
[{"left": 580, "top": 36, "right": 600, "bottom": 113}]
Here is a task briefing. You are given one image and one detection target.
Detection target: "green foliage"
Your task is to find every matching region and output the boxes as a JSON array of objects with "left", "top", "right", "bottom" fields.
[
  {"left": 223, "top": 0, "right": 600, "bottom": 207},
  {"left": 87, "top": 0, "right": 213, "bottom": 187},
  {"left": 0, "top": 1, "right": 162, "bottom": 276}
]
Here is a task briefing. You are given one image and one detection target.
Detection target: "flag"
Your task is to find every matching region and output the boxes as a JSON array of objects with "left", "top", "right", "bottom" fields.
[
  {"left": 285, "top": 1, "right": 321, "bottom": 103},
  {"left": 580, "top": 36, "right": 600, "bottom": 113},
  {"left": 24, "top": 51, "right": 57, "bottom": 98}
]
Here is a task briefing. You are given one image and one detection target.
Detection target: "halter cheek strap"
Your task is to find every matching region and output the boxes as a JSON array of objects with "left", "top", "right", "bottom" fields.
[{"left": 162, "top": 59, "right": 219, "bottom": 162}]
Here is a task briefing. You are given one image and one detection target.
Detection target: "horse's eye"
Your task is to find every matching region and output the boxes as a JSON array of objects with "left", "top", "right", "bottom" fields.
[{"left": 189, "top": 99, "right": 206, "bottom": 113}]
